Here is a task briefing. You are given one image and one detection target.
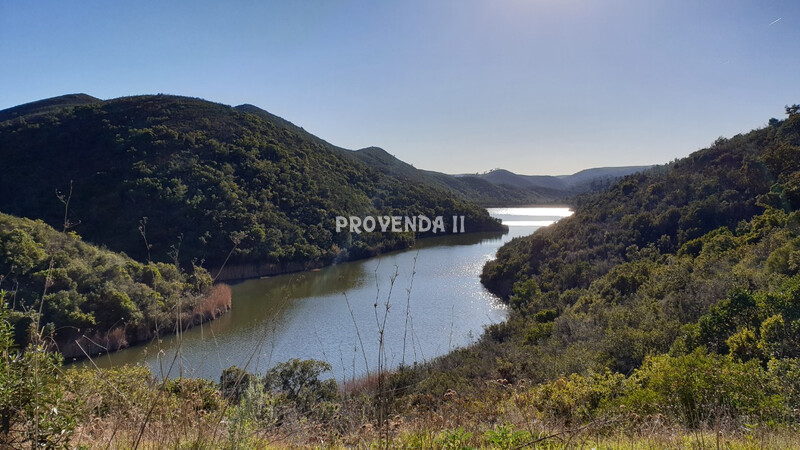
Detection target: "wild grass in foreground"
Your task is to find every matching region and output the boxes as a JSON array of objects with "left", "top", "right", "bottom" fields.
[
  {"left": 4, "top": 253, "right": 800, "bottom": 448},
  {"left": 7, "top": 351, "right": 793, "bottom": 449}
]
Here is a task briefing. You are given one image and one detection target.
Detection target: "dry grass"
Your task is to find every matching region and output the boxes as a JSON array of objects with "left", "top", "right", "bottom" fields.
[{"left": 192, "top": 283, "right": 232, "bottom": 322}]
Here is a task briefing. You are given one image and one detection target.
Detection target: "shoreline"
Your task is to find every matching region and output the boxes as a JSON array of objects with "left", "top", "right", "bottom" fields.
[
  {"left": 59, "top": 284, "right": 233, "bottom": 361},
  {"left": 212, "top": 225, "right": 509, "bottom": 283},
  {"left": 65, "top": 228, "right": 511, "bottom": 367}
]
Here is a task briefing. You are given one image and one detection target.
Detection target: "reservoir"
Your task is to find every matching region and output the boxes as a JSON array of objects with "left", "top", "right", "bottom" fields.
[{"left": 84, "top": 207, "right": 572, "bottom": 381}]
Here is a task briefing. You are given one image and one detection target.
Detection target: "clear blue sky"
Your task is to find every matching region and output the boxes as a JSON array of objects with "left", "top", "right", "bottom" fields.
[{"left": 2, "top": 0, "right": 799, "bottom": 175}]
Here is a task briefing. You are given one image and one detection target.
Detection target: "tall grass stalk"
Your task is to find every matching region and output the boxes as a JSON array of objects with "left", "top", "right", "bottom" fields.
[{"left": 401, "top": 253, "right": 419, "bottom": 367}]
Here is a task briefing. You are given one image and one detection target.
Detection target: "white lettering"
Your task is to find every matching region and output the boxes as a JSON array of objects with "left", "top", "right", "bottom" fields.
[
  {"left": 349, "top": 216, "right": 362, "bottom": 234},
  {"left": 432, "top": 216, "right": 445, "bottom": 233},
  {"left": 335, "top": 216, "right": 348, "bottom": 232},
  {"left": 418, "top": 215, "right": 431, "bottom": 232},
  {"left": 404, "top": 215, "right": 417, "bottom": 232},
  {"left": 378, "top": 215, "right": 391, "bottom": 232},
  {"left": 335, "top": 215, "right": 461, "bottom": 234},
  {"left": 363, "top": 216, "right": 376, "bottom": 232}
]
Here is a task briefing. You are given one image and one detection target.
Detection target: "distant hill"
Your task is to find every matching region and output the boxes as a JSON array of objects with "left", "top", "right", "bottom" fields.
[
  {"left": 474, "top": 168, "right": 568, "bottom": 190},
  {"left": 0, "top": 94, "right": 503, "bottom": 280},
  {"left": 344, "top": 147, "right": 650, "bottom": 206},
  {"left": 561, "top": 166, "right": 652, "bottom": 186},
  {"left": 457, "top": 165, "right": 652, "bottom": 200},
  {"left": 342, "top": 147, "right": 558, "bottom": 205}
]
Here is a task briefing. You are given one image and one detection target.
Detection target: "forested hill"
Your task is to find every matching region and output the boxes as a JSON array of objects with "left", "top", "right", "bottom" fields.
[
  {"left": 385, "top": 109, "right": 800, "bottom": 437},
  {"left": 0, "top": 94, "right": 503, "bottom": 278},
  {"left": 483, "top": 109, "right": 800, "bottom": 299},
  {"left": 473, "top": 106, "right": 800, "bottom": 381}
]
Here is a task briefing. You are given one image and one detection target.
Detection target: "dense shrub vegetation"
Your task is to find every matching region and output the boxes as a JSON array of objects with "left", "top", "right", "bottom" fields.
[
  {"left": 437, "top": 105, "right": 800, "bottom": 427},
  {"left": 0, "top": 95, "right": 503, "bottom": 277},
  {"left": 0, "top": 213, "right": 221, "bottom": 356}
]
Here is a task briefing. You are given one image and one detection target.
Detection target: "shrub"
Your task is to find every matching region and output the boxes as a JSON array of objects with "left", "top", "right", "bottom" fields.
[
  {"left": 521, "top": 370, "right": 626, "bottom": 425},
  {"left": 622, "top": 349, "right": 783, "bottom": 427},
  {"left": 483, "top": 424, "right": 531, "bottom": 449},
  {"left": 434, "top": 427, "right": 474, "bottom": 450},
  {"left": 262, "top": 358, "right": 339, "bottom": 414},
  {"left": 219, "top": 365, "right": 256, "bottom": 403},
  {"left": 0, "top": 296, "right": 76, "bottom": 447},
  {"left": 163, "top": 377, "right": 222, "bottom": 412}
]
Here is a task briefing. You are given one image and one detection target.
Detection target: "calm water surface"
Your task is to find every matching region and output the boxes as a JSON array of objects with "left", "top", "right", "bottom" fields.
[{"left": 82, "top": 207, "right": 572, "bottom": 381}]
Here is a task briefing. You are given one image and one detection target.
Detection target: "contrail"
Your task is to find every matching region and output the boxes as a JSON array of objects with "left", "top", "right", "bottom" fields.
[{"left": 768, "top": 17, "right": 782, "bottom": 26}]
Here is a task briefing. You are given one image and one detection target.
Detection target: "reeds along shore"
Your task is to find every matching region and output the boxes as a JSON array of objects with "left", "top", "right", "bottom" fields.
[{"left": 57, "top": 283, "right": 232, "bottom": 359}]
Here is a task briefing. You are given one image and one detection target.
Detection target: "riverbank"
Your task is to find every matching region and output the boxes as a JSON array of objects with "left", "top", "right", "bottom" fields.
[
  {"left": 212, "top": 223, "right": 508, "bottom": 282},
  {"left": 66, "top": 225, "right": 508, "bottom": 366},
  {"left": 59, "top": 283, "right": 232, "bottom": 360},
  {"left": 84, "top": 207, "right": 576, "bottom": 380}
]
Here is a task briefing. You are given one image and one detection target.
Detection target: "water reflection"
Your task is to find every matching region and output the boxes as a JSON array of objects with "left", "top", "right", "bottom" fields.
[{"left": 77, "top": 208, "right": 567, "bottom": 380}]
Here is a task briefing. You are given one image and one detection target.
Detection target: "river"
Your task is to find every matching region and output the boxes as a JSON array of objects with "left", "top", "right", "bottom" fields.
[{"left": 79, "top": 207, "right": 572, "bottom": 381}]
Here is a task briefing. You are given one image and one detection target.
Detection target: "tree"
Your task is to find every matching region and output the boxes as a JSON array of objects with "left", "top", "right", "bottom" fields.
[{"left": 262, "top": 359, "right": 338, "bottom": 413}]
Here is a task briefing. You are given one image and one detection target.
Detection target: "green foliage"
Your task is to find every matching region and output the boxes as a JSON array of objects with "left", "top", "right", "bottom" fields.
[
  {"left": 61, "top": 363, "right": 229, "bottom": 447},
  {"left": 226, "top": 382, "right": 280, "bottom": 447},
  {"left": 767, "top": 357, "right": 800, "bottom": 421},
  {"left": 163, "top": 377, "right": 222, "bottom": 412},
  {"left": 0, "top": 295, "right": 76, "bottom": 447},
  {"left": 62, "top": 364, "right": 155, "bottom": 419},
  {"left": 483, "top": 424, "right": 532, "bottom": 449},
  {"left": 262, "top": 358, "right": 339, "bottom": 417},
  {"left": 623, "top": 349, "right": 782, "bottom": 427},
  {"left": 0, "top": 95, "right": 503, "bottom": 274},
  {"left": 224, "top": 359, "right": 339, "bottom": 428},
  {"left": 726, "top": 328, "right": 762, "bottom": 362},
  {"left": 697, "top": 290, "right": 760, "bottom": 354},
  {"left": 434, "top": 427, "right": 474, "bottom": 449},
  {"left": 0, "top": 213, "right": 213, "bottom": 355},
  {"left": 523, "top": 371, "right": 626, "bottom": 425},
  {"left": 219, "top": 365, "right": 257, "bottom": 403}
]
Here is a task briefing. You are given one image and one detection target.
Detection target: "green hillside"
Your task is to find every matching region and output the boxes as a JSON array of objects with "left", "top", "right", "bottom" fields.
[
  {"left": 481, "top": 113, "right": 800, "bottom": 299},
  {"left": 389, "top": 106, "right": 800, "bottom": 420},
  {"left": 0, "top": 212, "right": 224, "bottom": 357},
  {"left": 0, "top": 94, "right": 503, "bottom": 278}
]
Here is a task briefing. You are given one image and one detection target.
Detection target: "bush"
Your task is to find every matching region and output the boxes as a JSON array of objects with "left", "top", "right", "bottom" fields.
[
  {"left": 483, "top": 424, "right": 531, "bottom": 449},
  {"left": 520, "top": 370, "right": 626, "bottom": 425},
  {"left": 163, "top": 377, "right": 222, "bottom": 412},
  {"left": 622, "top": 349, "right": 784, "bottom": 427},
  {"left": 220, "top": 365, "right": 256, "bottom": 403},
  {"left": 0, "top": 296, "right": 76, "bottom": 447},
  {"left": 434, "top": 427, "right": 474, "bottom": 449},
  {"left": 262, "top": 358, "right": 339, "bottom": 415}
]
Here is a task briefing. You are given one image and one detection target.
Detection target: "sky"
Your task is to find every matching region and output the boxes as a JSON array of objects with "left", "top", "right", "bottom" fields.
[{"left": 1, "top": 1, "right": 799, "bottom": 175}]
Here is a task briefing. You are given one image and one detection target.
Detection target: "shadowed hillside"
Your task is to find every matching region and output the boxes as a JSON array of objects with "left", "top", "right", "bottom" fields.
[{"left": 0, "top": 94, "right": 504, "bottom": 279}]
